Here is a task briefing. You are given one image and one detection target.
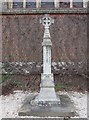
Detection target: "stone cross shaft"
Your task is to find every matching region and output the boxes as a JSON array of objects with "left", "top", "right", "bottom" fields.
[
  {"left": 32, "top": 14, "right": 60, "bottom": 105},
  {"left": 40, "top": 14, "right": 54, "bottom": 74}
]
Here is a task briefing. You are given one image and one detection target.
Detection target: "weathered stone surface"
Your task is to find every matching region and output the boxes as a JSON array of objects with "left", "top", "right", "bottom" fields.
[
  {"left": 18, "top": 93, "right": 76, "bottom": 117},
  {"left": 2, "top": 117, "right": 88, "bottom": 120},
  {"left": 1, "top": 118, "right": 88, "bottom": 120},
  {"left": 1, "top": 8, "right": 87, "bottom": 14}
]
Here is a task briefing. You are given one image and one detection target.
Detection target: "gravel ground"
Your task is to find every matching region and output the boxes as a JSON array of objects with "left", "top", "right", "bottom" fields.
[{"left": 0, "top": 90, "right": 88, "bottom": 119}]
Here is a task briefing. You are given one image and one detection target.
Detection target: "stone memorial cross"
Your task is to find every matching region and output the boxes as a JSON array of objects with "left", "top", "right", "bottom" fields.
[
  {"left": 33, "top": 14, "right": 60, "bottom": 105},
  {"left": 18, "top": 14, "right": 76, "bottom": 117}
]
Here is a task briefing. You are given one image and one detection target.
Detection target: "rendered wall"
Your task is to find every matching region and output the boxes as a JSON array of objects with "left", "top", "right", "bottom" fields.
[{"left": 2, "top": 14, "right": 87, "bottom": 62}]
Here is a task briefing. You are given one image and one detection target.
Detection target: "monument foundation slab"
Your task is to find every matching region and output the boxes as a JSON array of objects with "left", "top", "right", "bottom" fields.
[{"left": 18, "top": 93, "right": 77, "bottom": 117}]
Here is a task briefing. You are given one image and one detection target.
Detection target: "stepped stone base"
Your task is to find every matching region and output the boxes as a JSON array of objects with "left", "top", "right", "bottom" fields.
[
  {"left": 31, "top": 88, "right": 60, "bottom": 105},
  {"left": 32, "top": 73, "right": 60, "bottom": 105},
  {"left": 18, "top": 93, "right": 77, "bottom": 117}
]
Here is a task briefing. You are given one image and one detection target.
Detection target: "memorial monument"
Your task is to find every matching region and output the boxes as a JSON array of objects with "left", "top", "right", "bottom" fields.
[
  {"left": 19, "top": 14, "right": 76, "bottom": 117},
  {"left": 32, "top": 14, "right": 60, "bottom": 105}
]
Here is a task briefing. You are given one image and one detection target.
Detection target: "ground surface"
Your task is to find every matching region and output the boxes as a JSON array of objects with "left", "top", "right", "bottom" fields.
[{"left": 0, "top": 90, "right": 88, "bottom": 119}]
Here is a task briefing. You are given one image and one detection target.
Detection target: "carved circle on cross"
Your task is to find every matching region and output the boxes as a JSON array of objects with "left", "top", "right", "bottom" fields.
[{"left": 40, "top": 15, "right": 54, "bottom": 27}]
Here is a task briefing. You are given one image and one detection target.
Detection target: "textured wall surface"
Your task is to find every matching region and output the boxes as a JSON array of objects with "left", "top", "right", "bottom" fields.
[{"left": 2, "top": 14, "right": 87, "bottom": 62}]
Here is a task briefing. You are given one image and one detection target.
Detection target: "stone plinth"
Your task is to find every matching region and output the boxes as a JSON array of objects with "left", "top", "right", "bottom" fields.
[
  {"left": 18, "top": 93, "right": 76, "bottom": 117},
  {"left": 32, "top": 14, "right": 60, "bottom": 105},
  {"left": 31, "top": 74, "right": 60, "bottom": 105}
]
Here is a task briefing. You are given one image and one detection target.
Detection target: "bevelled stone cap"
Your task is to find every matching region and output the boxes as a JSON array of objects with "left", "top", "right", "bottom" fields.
[
  {"left": 1, "top": 8, "right": 87, "bottom": 15},
  {"left": 42, "top": 39, "right": 52, "bottom": 46}
]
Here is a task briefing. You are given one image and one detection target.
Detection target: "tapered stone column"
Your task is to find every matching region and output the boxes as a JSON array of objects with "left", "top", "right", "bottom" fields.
[
  {"left": 70, "top": 0, "right": 73, "bottom": 8},
  {"left": 54, "top": 0, "right": 59, "bottom": 8},
  {"left": 36, "top": 0, "right": 41, "bottom": 8},
  {"left": 23, "top": 0, "right": 26, "bottom": 8},
  {"left": 8, "top": 0, "right": 13, "bottom": 8},
  {"left": 83, "top": 0, "right": 87, "bottom": 8},
  {"left": 32, "top": 14, "right": 60, "bottom": 105}
]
